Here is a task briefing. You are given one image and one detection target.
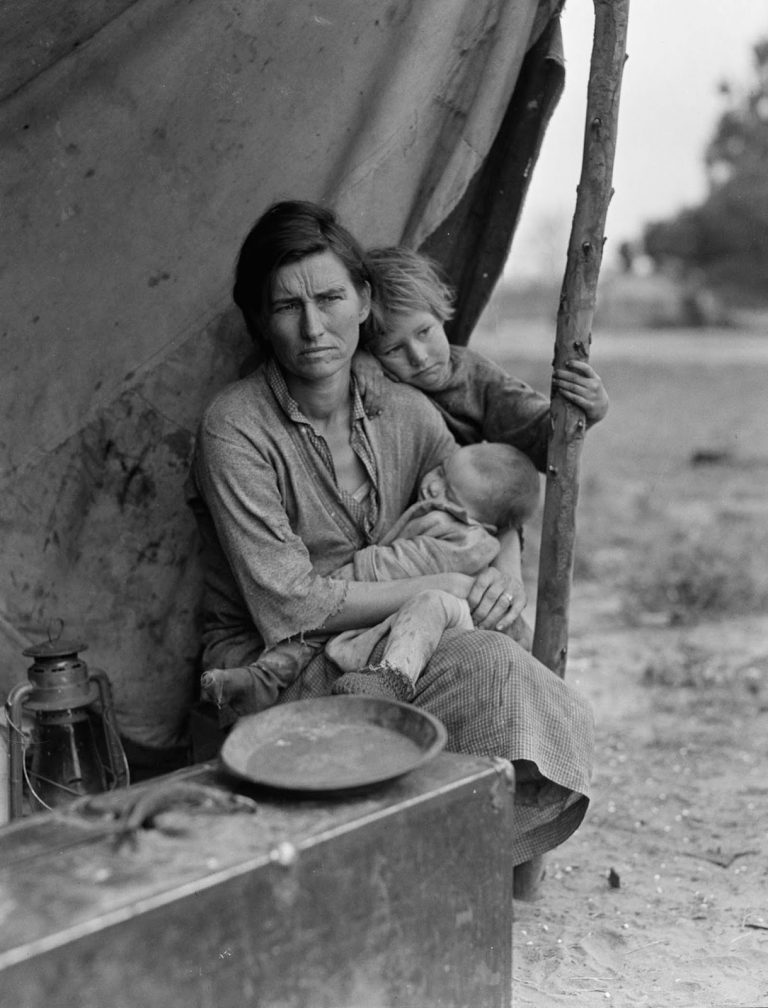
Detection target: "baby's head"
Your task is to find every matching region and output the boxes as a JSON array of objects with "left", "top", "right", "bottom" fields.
[
  {"left": 420, "top": 443, "right": 540, "bottom": 529},
  {"left": 363, "top": 246, "right": 454, "bottom": 391}
]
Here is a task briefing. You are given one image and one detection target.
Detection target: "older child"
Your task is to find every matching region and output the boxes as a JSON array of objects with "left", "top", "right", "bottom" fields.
[{"left": 363, "top": 245, "right": 609, "bottom": 466}]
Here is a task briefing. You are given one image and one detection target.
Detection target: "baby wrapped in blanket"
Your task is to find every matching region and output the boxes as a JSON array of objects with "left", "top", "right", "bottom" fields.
[{"left": 201, "top": 442, "right": 540, "bottom": 715}]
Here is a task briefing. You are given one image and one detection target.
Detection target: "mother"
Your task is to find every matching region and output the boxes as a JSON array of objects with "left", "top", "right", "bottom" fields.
[{"left": 188, "top": 200, "right": 594, "bottom": 869}]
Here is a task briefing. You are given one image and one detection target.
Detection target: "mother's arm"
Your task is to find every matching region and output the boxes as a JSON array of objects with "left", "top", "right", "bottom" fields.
[
  {"left": 319, "top": 571, "right": 474, "bottom": 633},
  {"left": 331, "top": 533, "right": 521, "bottom": 635},
  {"left": 329, "top": 506, "right": 524, "bottom": 633},
  {"left": 388, "top": 508, "right": 527, "bottom": 631}
]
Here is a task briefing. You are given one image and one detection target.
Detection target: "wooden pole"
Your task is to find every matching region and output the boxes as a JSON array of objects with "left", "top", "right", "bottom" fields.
[{"left": 532, "top": 0, "right": 630, "bottom": 678}]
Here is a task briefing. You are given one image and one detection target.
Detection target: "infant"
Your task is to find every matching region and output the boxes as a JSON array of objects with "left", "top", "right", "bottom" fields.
[
  {"left": 201, "top": 441, "right": 540, "bottom": 713},
  {"left": 329, "top": 440, "right": 539, "bottom": 700}
]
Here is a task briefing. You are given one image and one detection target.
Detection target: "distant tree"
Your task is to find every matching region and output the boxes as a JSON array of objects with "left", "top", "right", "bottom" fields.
[
  {"left": 706, "top": 40, "right": 768, "bottom": 185},
  {"left": 643, "top": 38, "right": 768, "bottom": 305}
]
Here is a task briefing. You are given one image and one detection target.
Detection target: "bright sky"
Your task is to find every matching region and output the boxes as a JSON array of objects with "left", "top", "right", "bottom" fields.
[{"left": 506, "top": 0, "right": 768, "bottom": 278}]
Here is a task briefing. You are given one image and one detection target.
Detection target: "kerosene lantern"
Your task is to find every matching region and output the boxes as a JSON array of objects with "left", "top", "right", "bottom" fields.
[{"left": 5, "top": 637, "right": 129, "bottom": 819}]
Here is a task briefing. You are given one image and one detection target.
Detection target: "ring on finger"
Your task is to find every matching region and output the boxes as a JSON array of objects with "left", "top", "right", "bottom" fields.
[{"left": 503, "top": 593, "right": 514, "bottom": 608}]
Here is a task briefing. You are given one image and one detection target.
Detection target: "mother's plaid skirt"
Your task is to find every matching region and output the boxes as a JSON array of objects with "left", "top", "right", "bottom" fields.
[{"left": 279, "top": 627, "right": 594, "bottom": 865}]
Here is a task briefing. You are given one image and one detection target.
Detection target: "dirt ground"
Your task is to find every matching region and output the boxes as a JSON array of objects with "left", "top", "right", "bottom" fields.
[
  {"left": 513, "top": 607, "right": 768, "bottom": 1008},
  {"left": 473, "top": 319, "right": 768, "bottom": 1007}
]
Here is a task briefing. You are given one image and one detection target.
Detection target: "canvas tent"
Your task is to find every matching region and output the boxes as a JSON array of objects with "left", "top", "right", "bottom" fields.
[{"left": 1, "top": 0, "right": 568, "bottom": 755}]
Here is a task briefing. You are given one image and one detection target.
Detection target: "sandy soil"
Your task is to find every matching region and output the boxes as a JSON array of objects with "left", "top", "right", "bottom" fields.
[
  {"left": 513, "top": 606, "right": 768, "bottom": 1007},
  {"left": 471, "top": 320, "right": 768, "bottom": 1007}
]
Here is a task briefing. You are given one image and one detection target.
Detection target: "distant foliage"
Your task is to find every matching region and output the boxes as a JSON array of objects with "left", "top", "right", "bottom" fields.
[
  {"left": 622, "top": 522, "right": 768, "bottom": 626},
  {"left": 643, "top": 38, "right": 768, "bottom": 305}
]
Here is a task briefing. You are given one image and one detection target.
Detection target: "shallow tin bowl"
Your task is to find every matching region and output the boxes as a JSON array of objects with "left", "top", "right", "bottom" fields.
[{"left": 221, "top": 695, "right": 447, "bottom": 793}]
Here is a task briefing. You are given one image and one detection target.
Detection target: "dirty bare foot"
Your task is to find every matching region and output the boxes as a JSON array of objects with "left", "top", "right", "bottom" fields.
[{"left": 200, "top": 667, "right": 260, "bottom": 713}]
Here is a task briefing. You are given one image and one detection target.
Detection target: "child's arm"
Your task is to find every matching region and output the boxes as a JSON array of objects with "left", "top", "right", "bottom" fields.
[{"left": 552, "top": 360, "right": 609, "bottom": 427}]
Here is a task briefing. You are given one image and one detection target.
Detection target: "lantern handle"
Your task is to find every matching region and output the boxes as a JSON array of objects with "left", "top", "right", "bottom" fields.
[{"left": 90, "top": 668, "right": 131, "bottom": 789}]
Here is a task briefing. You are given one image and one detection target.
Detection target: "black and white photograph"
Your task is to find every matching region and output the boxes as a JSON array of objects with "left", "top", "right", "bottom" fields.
[{"left": 1, "top": 2, "right": 767, "bottom": 1005}]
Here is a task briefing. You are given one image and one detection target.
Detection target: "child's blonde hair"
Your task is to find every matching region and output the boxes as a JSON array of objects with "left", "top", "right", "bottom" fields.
[{"left": 365, "top": 246, "right": 455, "bottom": 344}]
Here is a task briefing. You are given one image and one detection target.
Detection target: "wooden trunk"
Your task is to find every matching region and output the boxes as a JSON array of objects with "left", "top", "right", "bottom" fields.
[{"left": 0, "top": 753, "right": 514, "bottom": 1008}]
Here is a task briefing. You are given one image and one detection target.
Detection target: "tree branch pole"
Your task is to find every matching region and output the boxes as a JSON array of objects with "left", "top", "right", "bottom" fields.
[{"left": 532, "top": 0, "right": 630, "bottom": 678}]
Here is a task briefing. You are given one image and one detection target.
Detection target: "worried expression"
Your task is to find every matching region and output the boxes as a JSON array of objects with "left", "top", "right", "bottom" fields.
[{"left": 268, "top": 250, "right": 370, "bottom": 382}]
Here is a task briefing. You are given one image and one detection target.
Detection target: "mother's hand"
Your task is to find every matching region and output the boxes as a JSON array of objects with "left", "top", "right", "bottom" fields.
[{"left": 466, "top": 567, "right": 527, "bottom": 632}]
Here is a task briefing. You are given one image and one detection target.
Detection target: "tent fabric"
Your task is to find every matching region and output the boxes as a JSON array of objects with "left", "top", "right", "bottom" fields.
[
  {"left": 421, "top": 17, "right": 565, "bottom": 344},
  {"left": 1, "top": 0, "right": 565, "bottom": 748}
]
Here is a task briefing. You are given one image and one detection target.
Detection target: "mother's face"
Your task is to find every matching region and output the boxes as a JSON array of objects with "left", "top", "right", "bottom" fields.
[{"left": 267, "top": 250, "right": 370, "bottom": 383}]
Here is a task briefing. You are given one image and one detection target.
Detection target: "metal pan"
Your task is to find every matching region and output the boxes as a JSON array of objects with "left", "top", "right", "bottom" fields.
[{"left": 220, "top": 695, "right": 447, "bottom": 793}]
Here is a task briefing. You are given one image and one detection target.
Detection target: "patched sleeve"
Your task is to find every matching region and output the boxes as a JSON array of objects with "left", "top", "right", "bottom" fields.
[{"left": 195, "top": 425, "right": 348, "bottom": 648}]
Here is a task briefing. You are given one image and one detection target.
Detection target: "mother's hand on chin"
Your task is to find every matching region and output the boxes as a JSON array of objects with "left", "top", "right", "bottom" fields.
[{"left": 467, "top": 567, "right": 526, "bottom": 631}]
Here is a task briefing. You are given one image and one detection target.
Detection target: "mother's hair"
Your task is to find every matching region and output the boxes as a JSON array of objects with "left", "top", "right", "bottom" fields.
[{"left": 233, "top": 200, "right": 371, "bottom": 354}]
